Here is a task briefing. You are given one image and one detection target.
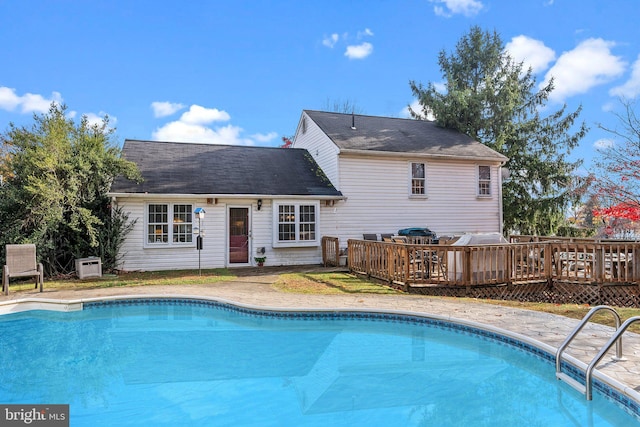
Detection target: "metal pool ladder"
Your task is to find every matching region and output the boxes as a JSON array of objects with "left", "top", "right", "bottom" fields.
[{"left": 555, "top": 305, "right": 640, "bottom": 400}]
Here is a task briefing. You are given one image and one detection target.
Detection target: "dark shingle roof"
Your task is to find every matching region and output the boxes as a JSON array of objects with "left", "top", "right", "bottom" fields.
[
  {"left": 303, "top": 110, "right": 507, "bottom": 161},
  {"left": 110, "top": 140, "right": 342, "bottom": 197}
]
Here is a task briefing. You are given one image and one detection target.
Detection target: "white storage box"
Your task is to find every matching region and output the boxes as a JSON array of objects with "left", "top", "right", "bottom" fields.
[
  {"left": 75, "top": 257, "right": 102, "bottom": 279},
  {"left": 447, "top": 233, "right": 508, "bottom": 282}
]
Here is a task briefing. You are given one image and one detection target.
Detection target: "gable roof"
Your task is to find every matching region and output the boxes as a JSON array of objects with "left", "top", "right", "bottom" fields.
[
  {"left": 109, "top": 139, "right": 342, "bottom": 197},
  {"left": 302, "top": 110, "right": 508, "bottom": 162}
]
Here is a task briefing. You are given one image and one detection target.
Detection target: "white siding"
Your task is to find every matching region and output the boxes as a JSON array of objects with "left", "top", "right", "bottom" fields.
[
  {"left": 248, "top": 199, "right": 323, "bottom": 266},
  {"left": 293, "top": 112, "right": 341, "bottom": 189},
  {"left": 116, "top": 197, "right": 226, "bottom": 271},
  {"left": 115, "top": 197, "right": 331, "bottom": 271},
  {"left": 331, "top": 155, "right": 502, "bottom": 242}
]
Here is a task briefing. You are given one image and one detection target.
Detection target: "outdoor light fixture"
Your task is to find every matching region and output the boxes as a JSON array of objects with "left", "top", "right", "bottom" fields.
[{"left": 257, "top": 199, "right": 262, "bottom": 210}]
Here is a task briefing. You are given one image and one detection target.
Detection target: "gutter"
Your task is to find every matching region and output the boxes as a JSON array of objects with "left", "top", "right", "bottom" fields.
[
  {"left": 107, "top": 192, "right": 346, "bottom": 201},
  {"left": 338, "top": 148, "right": 509, "bottom": 163}
]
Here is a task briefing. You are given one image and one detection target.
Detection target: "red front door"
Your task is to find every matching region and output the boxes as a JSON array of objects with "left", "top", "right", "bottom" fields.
[{"left": 229, "top": 208, "right": 249, "bottom": 264}]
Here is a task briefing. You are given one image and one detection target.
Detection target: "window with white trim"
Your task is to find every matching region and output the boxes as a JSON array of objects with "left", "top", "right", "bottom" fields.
[
  {"left": 410, "top": 162, "right": 426, "bottom": 196},
  {"left": 478, "top": 165, "right": 492, "bottom": 196},
  {"left": 146, "top": 203, "right": 193, "bottom": 245},
  {"left": 278, "top": 204, "right": 296, "bottom": 241},
  {"left": 299, "top": 204, "right": 316, "bottom": 241},
  {"left": 172, "top": 204, "right": 193, "bottom": 243},
  {"left": 273, "top": 202, "right": 319, "bottom": 247}
]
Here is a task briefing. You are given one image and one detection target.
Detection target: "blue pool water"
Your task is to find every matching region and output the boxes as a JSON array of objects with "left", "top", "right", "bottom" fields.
[{"left": 0, "top": 299, "right": 638, "bottom": 426}]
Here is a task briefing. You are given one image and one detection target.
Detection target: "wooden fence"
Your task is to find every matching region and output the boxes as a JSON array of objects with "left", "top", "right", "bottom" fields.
[{"left": 329, "top": 236, "right": 640, "bottom": 307}]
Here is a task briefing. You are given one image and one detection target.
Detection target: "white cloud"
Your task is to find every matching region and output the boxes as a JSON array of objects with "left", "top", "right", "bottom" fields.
[
  {"left": 401, "top": 99, "right": 436, "bottom": 121},
  {"left": 594, "top": 138, "right": 614, "bottom": 150},
  {"left": 21, "top": 92, "right": 62, "bottom": 114},
  {"left": 180, "top": 105, "right": 231, "bottom": 125},
  {"left": 0, "top": 87, "right": 22, "bottom": 110},
  {"left": 0, "top": 86, "right": 116, "bottom": 134},
  {"left": 344, "top": 42, "right": 373, "bottom": 60},
  {"left": 151, "top": 104, "right": 273, "bottom": 146},
  {"left": 251, "top": 132, "right": 278, "bottom": 143},
  {"left": 324, "top": 28, "right": 374, "bottom": 59},
  {"left": 430, "top": 0, "right": 483, "bottom": 17},
  {"left": 358, "top": 28, "right": 374, "bottom": 38},
  {"left": 151, "top": 101, "right": 185, "bottom": 118},
  {"left": 505, "top": 35, "right": 556, "bottom": 73},
  {"left": 0, "top": 86, "right": 62, "bottom": 113},
  {"left": 322, "top": 33, "right": 339, "bottom": 48},
  {"left": 433, "top": 81, "right": 447, "bottom": 93},
  {"left": 83, "top": 111, "right": 117, "bottom": 129},
  {"left": 400, "top": 100, "right": 421, "bottom": 118},
  {"left": 542, "top": 38, "right": 626, "bottom": 103},
  {"left": 610, "top": 54, "right": 640, "bottom": 98},
  {"left": 152, "top": 121, "right": 253, "bottom": 145}
]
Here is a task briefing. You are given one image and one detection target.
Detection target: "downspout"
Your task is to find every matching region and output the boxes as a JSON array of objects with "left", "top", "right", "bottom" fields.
[{"left": 498, "top": 163, "right": 506, "bottom": 236}]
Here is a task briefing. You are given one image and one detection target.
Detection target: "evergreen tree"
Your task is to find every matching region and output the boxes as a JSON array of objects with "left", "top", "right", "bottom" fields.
[
  {"left": 0, "top": 104, "right": 140, "bottom": 275},
  {"left": 409, "top": 26, "right": 588, "bottom": 235}
]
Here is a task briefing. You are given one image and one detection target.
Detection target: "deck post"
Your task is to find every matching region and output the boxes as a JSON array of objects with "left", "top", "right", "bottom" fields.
[
  {"left": 634, "top": 248, "right": 640, "bottom": 282},
  {"left": 506, "top": 245, "right": 513, "bottom": 284},
  {"left": 595, "top": 247, "right": 604, "bottom": 283},
  {"left": 404, "top": 245, "right": 410, "bottom": 285},
  {"left": 464, "top": 247, "right": 472, "bottom": 286},
  {"left": 365, "top": 242, "right": 371, "bottom": 278}
]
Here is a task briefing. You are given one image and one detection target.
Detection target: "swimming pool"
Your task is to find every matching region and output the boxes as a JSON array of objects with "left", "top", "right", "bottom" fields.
[{"left": 0, "top": 298, "right": 638, "bottom": 426}]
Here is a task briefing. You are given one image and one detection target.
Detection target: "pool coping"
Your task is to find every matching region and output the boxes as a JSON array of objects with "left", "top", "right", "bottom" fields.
[{"left": 2, "top": 293, "right": 640, "bottom": 419}]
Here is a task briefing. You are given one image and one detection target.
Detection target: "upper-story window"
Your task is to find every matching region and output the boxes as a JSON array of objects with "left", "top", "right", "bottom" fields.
[
  {"left": 410, "top": 162, "right": 426, "bottom": 196},
  {"left": 146, "top": 203, "right": 193, "bottom": 246},
  {"left": 478, "top": 165, "right": 491, "bottom": 196}
]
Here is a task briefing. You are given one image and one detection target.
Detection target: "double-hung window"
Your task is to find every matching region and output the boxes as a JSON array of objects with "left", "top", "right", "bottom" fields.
[
  {"left": 278, "top": 205, "right": 296, "bottom": 241},
  {"left": 410, "top": 162, "right": 426, "bottom": 196},
  {"left": 147, "top": 203, "right": 193, "bottom": 246},
  {"left": 273, "top": 202, "right": 319, "bottom": 247},
  {"left": 478, "top": 165, "right": 492, "bottom": 197}
]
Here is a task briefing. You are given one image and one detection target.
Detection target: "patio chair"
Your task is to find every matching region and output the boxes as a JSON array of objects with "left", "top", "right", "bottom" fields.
[
  {"left": 3, "top": 244, "right": 44, "bottom": 295},
  {"left": 363, "top": 234, "right": 378, "bottom": 241}
]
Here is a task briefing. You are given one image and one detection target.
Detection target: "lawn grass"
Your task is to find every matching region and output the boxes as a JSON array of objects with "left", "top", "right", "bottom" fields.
[
  {"left": 5, "top": 269, "right": 236, "bottom": 292},
  {"left": 273, "top": 272, "right": 402, "bottom": 295},
  {"left": 275, "top": 271, "right": 640, "bottom": 332},
  {"left": 465, "top": 298, "right": 640, "bottom": 331}
]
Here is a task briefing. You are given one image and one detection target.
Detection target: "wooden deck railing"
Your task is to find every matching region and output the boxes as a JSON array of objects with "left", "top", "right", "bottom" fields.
[{"left": 345, "top": 238, "right": 640, "bottom": 288}]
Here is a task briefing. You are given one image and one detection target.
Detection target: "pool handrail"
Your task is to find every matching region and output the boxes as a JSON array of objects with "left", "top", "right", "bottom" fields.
[
  {"left": 585, "top": 316, "right": 640, "bottom": 400},
  {"left": 555, "top": 305, "right": 623, "bottom": 400}
]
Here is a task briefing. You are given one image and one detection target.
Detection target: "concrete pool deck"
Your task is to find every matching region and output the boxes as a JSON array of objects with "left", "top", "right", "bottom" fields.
[{"left": 2, "top": 266, "right": 639, "bottom": 405}]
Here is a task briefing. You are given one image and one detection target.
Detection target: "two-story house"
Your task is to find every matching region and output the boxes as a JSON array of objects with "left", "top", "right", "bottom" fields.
[
  {"left": 108, "top": 111, "right": 507, "bottom": 271},
  {"left": 292, "top": 110, "right": 508, "bottom": 242}
]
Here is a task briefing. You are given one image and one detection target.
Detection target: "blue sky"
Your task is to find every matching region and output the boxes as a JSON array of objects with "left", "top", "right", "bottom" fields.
[{"left": 1, "top": 0, "right": 639, "bottom": 172}]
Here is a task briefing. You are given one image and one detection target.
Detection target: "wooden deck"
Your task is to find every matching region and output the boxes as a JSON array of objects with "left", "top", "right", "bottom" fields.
[{"left": 321, "top": 235, "right": 640, "bottom": 307}]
